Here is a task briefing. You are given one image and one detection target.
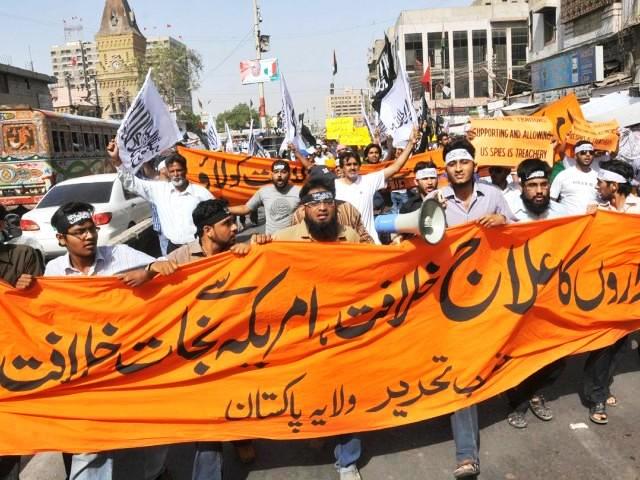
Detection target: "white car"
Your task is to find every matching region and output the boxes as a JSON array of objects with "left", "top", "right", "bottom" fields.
[{"left": 19, "top": 173, "right": 151, "bottom": 258}]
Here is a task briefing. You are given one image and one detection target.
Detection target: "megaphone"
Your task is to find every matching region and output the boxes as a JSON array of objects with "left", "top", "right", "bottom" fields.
[{"left": 375, "top": 198, "right": 447, "bottom": 244}]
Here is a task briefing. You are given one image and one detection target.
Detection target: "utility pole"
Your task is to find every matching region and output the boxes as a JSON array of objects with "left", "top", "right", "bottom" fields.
[
  {"left": 64, "top": 73, "right": 74, "bottom": 114},
  {"left": 252, "top": 0, "right": 267, "bottom": 130}
]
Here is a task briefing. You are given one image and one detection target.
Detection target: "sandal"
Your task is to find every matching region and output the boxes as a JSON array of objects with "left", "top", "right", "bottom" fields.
[
  {"left": 507, "top": 411, "right": 528, "bottom": 429},
  {"left": 606, "top": 395, "right": 618, "bottom": 407},
  {"left": 529, "top": 395, "right": 553, "bottom": 421},
  {"left": 453, "top": 461, "right": 480, "bottom": 478},
  {"left": 589, "top": 402, "right": 608, "bottom": 425}
]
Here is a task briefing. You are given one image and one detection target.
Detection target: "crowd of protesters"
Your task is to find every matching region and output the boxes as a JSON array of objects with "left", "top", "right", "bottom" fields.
[{"left": 1, "top": 120, "right": 639, "bottom": 480}]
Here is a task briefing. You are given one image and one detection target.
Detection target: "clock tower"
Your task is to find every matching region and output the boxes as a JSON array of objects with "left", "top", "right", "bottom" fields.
[{"left": 95, "top": 0, "right": 146, "bottom": 120}]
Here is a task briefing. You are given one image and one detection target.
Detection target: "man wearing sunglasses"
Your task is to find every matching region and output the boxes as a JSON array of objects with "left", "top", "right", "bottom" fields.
[{"left": 550, "top": 140, "right": 599, "bottom": 215}]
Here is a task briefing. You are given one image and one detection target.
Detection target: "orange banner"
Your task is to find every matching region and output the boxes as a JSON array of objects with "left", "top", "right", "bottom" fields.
[
  {"left": 470, "top": 116, "right": 555, "bottom": 167},
  {"left": 565, "top": 117, "right": 619, "bottom": 152},
  {"left": 1, "top": 212, "right": 640, "bottom": 454},
  {"left": 532, "top": 93, "right": 585, "bottom": 141},
  {"left": 181, "top": 147, "right": 443, "bottom": 205}
]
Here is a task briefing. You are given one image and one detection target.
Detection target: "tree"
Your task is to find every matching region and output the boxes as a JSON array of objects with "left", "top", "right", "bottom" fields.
[
  {"left": 145, "top": 43, "right": 203, "bottom": 113},
  {"left": 215, "top": 103, "right": 259, "bottom": 130}
]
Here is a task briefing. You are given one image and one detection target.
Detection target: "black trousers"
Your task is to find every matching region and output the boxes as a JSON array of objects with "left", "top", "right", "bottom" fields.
[
  {"left": 507, "top": 358, "right": 566, "bottom": 413},
  {"left": 0, "top": 456, "right": 19, "bottom": 480},
  {"left": 583, "top": 335, "right": 628, "bottom": 406}
]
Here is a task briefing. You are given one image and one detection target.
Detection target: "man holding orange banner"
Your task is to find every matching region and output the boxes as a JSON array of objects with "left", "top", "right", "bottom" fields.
[{"left": 430, "top": 138, "right": 516, "bottom": 478}]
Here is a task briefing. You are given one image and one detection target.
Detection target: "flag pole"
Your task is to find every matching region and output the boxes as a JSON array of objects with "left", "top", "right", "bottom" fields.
[{"left": 253, "top": 0, "right": 267, "bottom": 131}]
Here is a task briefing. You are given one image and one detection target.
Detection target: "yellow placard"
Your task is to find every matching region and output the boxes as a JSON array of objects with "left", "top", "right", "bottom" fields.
[
  {"left": 325, "top": 117, "right": 354, "bottom": 140},
  {"left": 339, "top": 127, "right": 371, "bottom": 146},
  {"left": 565, "top": 118, "right": 619, "bottom": 152},
  {"left": 470, "top": 116, "right": 555, "bottom": 167}
]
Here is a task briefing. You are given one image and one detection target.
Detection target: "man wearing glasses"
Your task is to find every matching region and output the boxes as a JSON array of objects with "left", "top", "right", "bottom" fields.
[
  {"left": 44, "top": 201, "right": 176, "bottom": 480},
  {"left": 550, "top": 140, "right": 599, "bottom": 215}
]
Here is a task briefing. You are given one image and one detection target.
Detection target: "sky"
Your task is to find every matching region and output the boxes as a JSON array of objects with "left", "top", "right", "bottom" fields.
[{"left": 0, "top": 0, "right": 468, "bottom": 124}]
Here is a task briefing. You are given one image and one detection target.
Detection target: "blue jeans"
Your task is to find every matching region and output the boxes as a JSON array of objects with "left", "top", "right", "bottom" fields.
[
  {"left": 333, "top": 436, "right": 361, "bottom": 468},
  {"left": 390, "top": 190, "right": 409, "bottom": 214},
  {"left": 69, "top": 453, "right": 112, "bottom": 480},
  {"left": 450, "top": 406, "right": 479, "bottom": 464},
  {"left": 157, "top": 232, "right": 169, "bottom": 256},
  {"left": 192, "top": 442, "right": 222, "bottom": 480}
]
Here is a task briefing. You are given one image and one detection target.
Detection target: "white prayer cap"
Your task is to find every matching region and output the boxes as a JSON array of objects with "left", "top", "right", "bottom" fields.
[{"left": 157, "top": 160, "right": 167, "bottom": 171}]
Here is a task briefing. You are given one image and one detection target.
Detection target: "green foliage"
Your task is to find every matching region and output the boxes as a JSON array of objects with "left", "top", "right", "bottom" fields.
[
  {"left": 145, "top": 43, "right": 203, "bottom": 109},
  {"left": 215, "top": 103, "right": 259, "bottom": 130},
  {"left": 180, "top": 110, "right": 203, "bottom": 132}
]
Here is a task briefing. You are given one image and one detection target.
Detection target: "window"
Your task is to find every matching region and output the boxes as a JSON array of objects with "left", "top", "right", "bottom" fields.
[
  {"left": 52, "top": 131, "right": 61, "bottom": 153},
  {"left": 427, "top": 32, "right": 449, "bottom": 70},
  {"left": 453, "top": 31, "right": 469, "bottom": 98},
  {"left": 472, "top": 30, "right": 489, "bottom": 97},
  {"left": 38, "top": 182, "right": 114, "bottom": 208},
  {"left": 0, "top": 74, "right": 8, "bottom": 94},
  {"left": 404, "top": 33, "right": 423, "bottom": 72},
  {"left": 542, "top": 8, "right": 557, "bottom": 44},
  {"left": 492, "top": 28, "right": 508, "bottom": 95},
  {"left": 59, "top": 131, "right": 68, "bottom": 152},
  {"left": 71, "top": 131, "right": 83, "bottom": 152},
  {"left": 24, "top": 78, "right": 31, "bottom": 90},
  {"left": 511, "top": 27, "right": 528, "bottom": 67},
  {"left": 94, "top": 133, "right": 101, "bottom": 151}
]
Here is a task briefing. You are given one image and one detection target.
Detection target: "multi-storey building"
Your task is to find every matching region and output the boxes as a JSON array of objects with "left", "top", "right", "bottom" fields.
[
  {"left": 49, "top": 41, "right": 99, "bottom": 116},
  {"left": 528, "top": 0, "right": 640, "bottom": 102},
  {"left": 326, "top": 88, "right": 367, "bottom": 120},
  {"left": 146, "top": 36, "right": 194, "bottom": 114},
  {"left": 0, "top": 63, "right": 55, "bottom": 109},
  {"left": 369, "top": 0, "right": 530, "bottom": 115}
]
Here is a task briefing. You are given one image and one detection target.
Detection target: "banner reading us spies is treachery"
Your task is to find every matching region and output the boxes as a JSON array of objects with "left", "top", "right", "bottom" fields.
[{"left": 1, "top": 211, "right": 640, "bottom": 454}]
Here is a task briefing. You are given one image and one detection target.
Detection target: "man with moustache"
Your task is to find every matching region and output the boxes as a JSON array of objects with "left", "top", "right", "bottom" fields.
[
  {"left": 44, "top": 201, "right": 176, "bottom": 480},
  {"left": 229, "top": 159, "right": 301, "bottom": 235},
  {"left": 429, "top": 138, "right": 516, "bottom": 478},
  {"left": 166, "top": 198, "right": 255, "bottom": 479},
  {"left": 400, "top": 161, "right": 440, "bottom": 214},
  {"left": 107, "top": 141, "right": 214, "bottom": 253},
  {"left": 503, "top": 159, "right": 566, "bottom": 429}
]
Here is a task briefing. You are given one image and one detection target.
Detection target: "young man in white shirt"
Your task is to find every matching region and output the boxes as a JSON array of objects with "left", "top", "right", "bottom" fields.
[
  {"left": 107, "top": 141, "right": 214, "bottom": 253},
  {"left": 335, "top": 128, "right": 417, "bottom": 244},
  {"left": 583, "top": 160, "right": 639, "bottom": 425},
  {"left": 550, "top": 140, "right": 599, "bottom": 215},
  {"left": 45, "top": 202, "right": 176, "bottom": 480}
]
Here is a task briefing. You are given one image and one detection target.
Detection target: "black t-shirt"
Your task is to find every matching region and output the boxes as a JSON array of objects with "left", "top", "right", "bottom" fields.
[{"left": 0, "top": 244, "right": 43, "bottom": 287}]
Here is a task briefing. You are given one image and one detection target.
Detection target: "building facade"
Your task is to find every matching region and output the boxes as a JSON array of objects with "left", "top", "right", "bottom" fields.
[
  {"left": 528, "top": 0, "right": 640, "bottom": 102},
  {"left": 50, "top": 41, "right": 100, "bottom": 116},
  {"left": 369, "top": 0, "right": 530, "bottom": 115},
  {"left": 146, "top": 36, "right": 194, "bottom": 115},
  {"left": 326, "top": 88, "right": 367, "bottom": 120},
  {"left": 0, "top": 63, "right": 55, "bottom": 109},
  {"left": 95, "top": 0, "right": 147, "bottom": 120}
]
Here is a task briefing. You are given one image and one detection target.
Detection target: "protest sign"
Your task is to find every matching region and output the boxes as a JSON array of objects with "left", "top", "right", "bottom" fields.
[
  {"left": 1, "top": 212, "right": 639, "bottom": 454},
  {"left": 532, "top": 93, "right": 584, "bottom": 141},
  {"left": 340, "top": 127, "right": 372, "bottom": 146},
  {"left": 565, "top": 117, "right": 619, "bottom": 152},
  {"left": 470, "top": 116, "right": 554, "bottom": 167},
  {"left": 325, "top": 117, "right": 355, "bottom": 140}
]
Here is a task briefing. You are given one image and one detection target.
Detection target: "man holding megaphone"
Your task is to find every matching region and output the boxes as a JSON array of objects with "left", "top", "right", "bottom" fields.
[{"left": 430, "top": 138, "right": 517, "bottom": 478}]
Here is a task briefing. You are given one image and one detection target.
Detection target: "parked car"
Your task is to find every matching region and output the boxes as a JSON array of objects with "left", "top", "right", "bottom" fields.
[{"left": 19, "top": 173, "right": 151, "bottom": 258}]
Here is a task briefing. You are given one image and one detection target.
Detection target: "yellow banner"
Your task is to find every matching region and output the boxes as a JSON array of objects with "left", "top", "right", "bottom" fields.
[
  {"left": 1, "top": 212, "right": 640, "bottom": 454},
  {"left": 565, "top": 117, "right": 619, "bottom": 152},
  {"left": 470, "top": 116, "right": 554, "bottom": 167},
  {"left": 325, "top": 117, "right": 355, "bottom": 140}
]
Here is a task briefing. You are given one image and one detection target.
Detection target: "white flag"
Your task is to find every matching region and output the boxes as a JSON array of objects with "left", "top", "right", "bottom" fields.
[
  {"left": 225, "top": 122, "right": 234, "bottom": 153},
  {"left": 279, "top": 74, "right": 305, "bottom": 155},
  {"left": 379, "top": 58, "right": 418, "bottom": 148},
  {"left": 206, "top": 114, "right": 220, "bottom": 151},
  {"left": 116, "top": 70, "right": 181, "bottom": 173},
  {"left": 247, "top": 119, "right": 257, "bottom": 156}
]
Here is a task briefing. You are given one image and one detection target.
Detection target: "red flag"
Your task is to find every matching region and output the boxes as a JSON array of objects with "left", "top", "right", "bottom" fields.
[{"left": 420, "top": 59, "right": 432, "bottom": 93}]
